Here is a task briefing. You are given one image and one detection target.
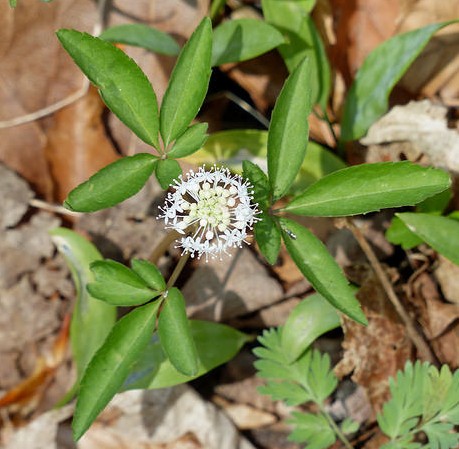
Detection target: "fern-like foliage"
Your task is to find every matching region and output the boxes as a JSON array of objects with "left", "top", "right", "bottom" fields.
[
  {"left": 254, "top": 328, "right": 356, "bottom": 449},
  {"left": 377, "top": 361, "right": 459, "bottom": 449}
]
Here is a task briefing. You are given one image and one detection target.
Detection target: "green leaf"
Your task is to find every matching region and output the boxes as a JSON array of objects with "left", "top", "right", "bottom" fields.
[
  {"left": 290, "top": 141, "right": 346, "bottom": 195},
  {"left": 416, "top": 188, "right": 452, "bottom": 214},
  {"left": 262, "top": 1, "right": 330, "bottom": 106},
  {"left": 341, "top": 21, "right": 456, "bottom": 142},
  {"left": 386, "top": 216, "right": 423, "bottom": 250},
  {"left": 210, "top": 0, "right": 226, "bottom": 20},
  {"left": 155, "top": 158, "right": 182, "bottom": 189},
  {"left": 72, "top": 300, "right": 160, "bottom": 441},
  {"left": 341, "top": 418, "right": 360, "bottom": 435},
  {"left": 284, "top": 162, "right": 451, "bottom": 217},
  {"left": 288, "top": 412, "right": 336, "bottom": 449},
  {"left": 158, "top": 288, "right": 199, "bottom": 376},
  {"left": 193, "top": 132, "right": 345, "bottom": 195},
  {"left": 88, "top": 260, "right": 159, "bottom": 306},
  {"left": 212, "top": 18, "right": 285, "bottom": 66},
  {"left": 396, "top": 213, "right": 459, "bottom": 266},
  {"left": 268, "top": 57, "right": 312, "bottom": 201},
  {"left": 160, "top": 17, "right": 212, "bottom": 147},
  {"left": 50, "top": 229, "right": 116, "bottom": 384},
  {"left": 56, "top": 29, "right": 160, "bottom": 147},
  {"left": 242, "top": 160, "right": 271, "bottom": 210},
  {"left": 254, "top": 213, "right": 281, "bottom": 265},
  {"left": 131, "top": 259, "right": 166, "bottom": 291},
  {"left": 9, "top": 0, "right": 17, "bottom": 7},
  {"left": 166, "top": 122, "right": 208, "bottom": 159},
  {"left": 279, "top": 217, "right": 367, "bottom": 324},
  {"left": 64, "top": 153, "right": 157, "bottom": 212},
  {"left": 123, "top": 320, "right": 249, "bottom": 389},
  {"left": 281, "top": 293, "right": 341, "bottom": 363},
  {"left": 99, "top": 24, "right": 180, "bottom": 56}
]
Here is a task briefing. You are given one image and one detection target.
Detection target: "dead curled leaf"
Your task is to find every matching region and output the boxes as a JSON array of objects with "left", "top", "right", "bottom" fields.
[
  {"left": 0, "top": 0, "right": 97, "bottom": 198},
  {"left": 405, "top": 270, "right": 459, "bottom": 368},
  {"left": 0, "top": 315, "right": 70, "bottom": 414}
]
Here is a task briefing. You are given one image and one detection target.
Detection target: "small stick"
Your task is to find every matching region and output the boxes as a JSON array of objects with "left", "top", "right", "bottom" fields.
[
  {"left": 344, "top": 218, "right": 438, "bottom": 365},
  {"left": 29, "top": 198, "right": 81, "bottom": 217}
]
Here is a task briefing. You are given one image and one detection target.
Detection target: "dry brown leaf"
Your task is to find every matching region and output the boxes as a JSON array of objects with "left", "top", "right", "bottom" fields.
[
  {"left": 398, "top": 0, "right": 459, "bottom": 103},
  {"left": 221, "top": 51, "right": 288, "bottom": 113},
  {"left": 406, "top": 271, "right": 459, "bottom": 367},
  {"left": 335, "top": 268, "right": 413, "bottom": 415},
  {"left": 212, "top": 396, "right": 277, "bottom": 430},
  {"left": 0, "top": 314, "right": 70, "bottom": 416},
  {"left": 44, "top": 86, "right": 119, "bottom": 202},
  {"left": 434, "top": 255, "right": 459, "bottom": 304},
  {"left": 0, "top": 0, "right": 97, "bottom": 197},
  {"left": 326, "top": 0, "right": 401, "bottom": 85},
  {"left": 361, "top": 100, "right": 459, "bottom": 172}
]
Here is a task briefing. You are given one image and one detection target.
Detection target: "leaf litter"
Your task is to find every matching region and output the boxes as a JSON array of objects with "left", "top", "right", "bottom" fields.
[{"left": 1, "top": 0, "right": 459, "bottom": 448}]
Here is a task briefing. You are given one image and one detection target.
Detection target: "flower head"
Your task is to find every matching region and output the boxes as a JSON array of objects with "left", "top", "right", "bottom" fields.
[{"left": 159, "top": 166, "right": 259, "bottom": 260}]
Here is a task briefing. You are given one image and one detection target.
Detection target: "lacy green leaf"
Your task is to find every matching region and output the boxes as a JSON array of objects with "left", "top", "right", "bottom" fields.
[{"left": 288, "top": 412, "right": 336, "bottom": 449}]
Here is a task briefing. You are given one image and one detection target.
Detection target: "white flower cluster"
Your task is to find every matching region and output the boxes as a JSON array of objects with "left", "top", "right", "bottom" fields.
[{"left": 159, "top": 166, "right": 259, "bottom": 260}]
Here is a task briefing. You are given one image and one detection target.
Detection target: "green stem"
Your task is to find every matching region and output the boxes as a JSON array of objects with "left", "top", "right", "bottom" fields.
[
  {"left": 166, "top": 252, "right": 190, "bottom": 289},
  {"left": 318, "top": 405, "right": 354, "bottom": 449}
]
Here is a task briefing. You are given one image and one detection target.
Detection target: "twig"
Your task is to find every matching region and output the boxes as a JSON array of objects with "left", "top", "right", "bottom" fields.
[
  {"left": 29, "top": 198, "right": 81, "bottom": 217},
  {"left": 0, "top": 81, "right": 90, "bottom": 129},
  {"left": 344, "top": 218, "right": 438, "bottom": 365}
]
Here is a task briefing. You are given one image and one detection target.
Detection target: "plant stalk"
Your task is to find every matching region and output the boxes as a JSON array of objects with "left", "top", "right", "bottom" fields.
[
  {"left": 166, "top": 252, "right": 190, "bottom": 289},
  {"left": 344, "top": 218, "right": 437, "bottom": 365},
  {"left": 319, "top": 407, "right": 354, "bottom": 449}
]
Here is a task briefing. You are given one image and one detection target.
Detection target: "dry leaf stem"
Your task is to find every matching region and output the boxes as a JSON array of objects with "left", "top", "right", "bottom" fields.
[{"left": 344, "top": 218, "right": 437, "bottom": 365}]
